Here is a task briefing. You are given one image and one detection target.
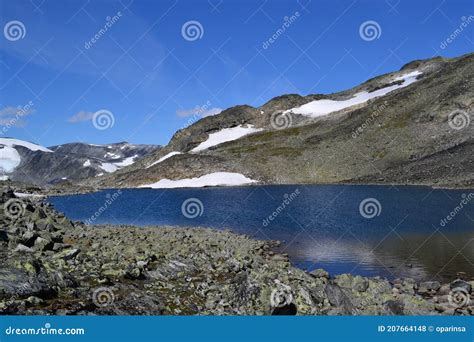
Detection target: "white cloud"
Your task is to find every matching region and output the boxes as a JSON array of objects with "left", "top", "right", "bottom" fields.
[
  {"left": 202, "top": 107, "right": 222, "bottom": 117},
  {"left": 176, "top": 106, "right": 222, "bottom": 118},
  {"left": 68, "top": 110, "right": 94, "bottom": 123},
  {"left": 0, "top": 105, "right": 34, "bottom": 127}
]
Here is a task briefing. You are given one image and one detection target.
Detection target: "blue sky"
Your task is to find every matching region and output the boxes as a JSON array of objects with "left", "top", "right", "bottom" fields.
[{"left": 0, "top": 0, "right": 473, "bottom": 147}]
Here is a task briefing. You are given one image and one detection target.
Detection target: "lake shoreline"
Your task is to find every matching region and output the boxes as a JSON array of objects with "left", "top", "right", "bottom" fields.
[
  {"left": 3, "top": 179, "right": 474, "bottom": 199},
  {"left": 1, "top": 187, "right": 473, "bottom": 316}
]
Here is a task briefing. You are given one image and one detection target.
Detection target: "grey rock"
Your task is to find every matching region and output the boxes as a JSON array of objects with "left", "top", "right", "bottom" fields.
[
  {"left": 324, "top": 284, "right": 353, "bottom": 314},
  {"left": 393, "top": 278, "right": 416, "bottom": 294},
  {"left": 450, "top": 279, "right": 472, "bottom": 293},
  {"left": 52, "top": 243, "right": 71, "bottom": 251},
  {"left": 334, "top": 274, "right": 353, "bottom": 289},
  {"left": 310, "top": 268, "right": 329, "bottom": 278},
  {"left": 20, "top": 231, "right": 38, "bottom": 247},
  {"left": 352, "top": 276, "right": 369, "bottom": 292},
  {"left": 0, "top": 269, "right": 55, "bottom": 299},
  {"left": 33, "top": 237, "right": 54, "bottom": 251},
  {"left": 54, "top": 248, "right": 80, "bottom": 260},
  {"left": 418, "top": 281, "right": 441, "bottom": 294},
  {"left": 383, "top": 300, "right": 405, "bottom": 315},
  {"left": 13, "top": 244, "right": 34, "bottom": 253}
]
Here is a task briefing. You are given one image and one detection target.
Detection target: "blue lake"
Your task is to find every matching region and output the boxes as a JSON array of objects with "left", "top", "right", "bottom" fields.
[{"left": 48, "top": 185, "right": 474, "bottom": 282}]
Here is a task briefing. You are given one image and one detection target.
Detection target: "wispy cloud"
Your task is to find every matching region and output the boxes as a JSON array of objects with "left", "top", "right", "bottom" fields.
[
  {"left": 202, "top": 108, "right": 223, "bottom": 117},
  {"left": 176, "top": 107, "right": 222, "bottom": 118},
  {"left": 68, "top": 110, "right": 94, "bottom": 123},
  {"left": 0, "top": 104, "right": 34, "bottom": 127}
]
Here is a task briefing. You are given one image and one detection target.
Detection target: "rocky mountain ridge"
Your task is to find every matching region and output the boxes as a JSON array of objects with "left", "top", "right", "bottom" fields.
[
  {"left": 3, "top": 52, "right": 473, "bottom": 189},
  {"left": 94, "top": 52, "right": 474, "bottom": 189},
  {"left": 0, "top": 140, "right": 160, "bottom": 186}
]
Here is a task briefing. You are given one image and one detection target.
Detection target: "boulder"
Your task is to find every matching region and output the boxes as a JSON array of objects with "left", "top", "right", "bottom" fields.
[
  {"left": 0, "top": 268, "right": 55, "bottom": 299},
  {"left": 20, "top": 231, "right": 38, "bottom": 247},
  {"left": 52, "top": 243, "right": 71, "bottom": 251},
  {"left": 33, "top": 237, "right": 54, "bottom": 252},
  {"left": 334, "top": 274, "right": 353, "bottom": 288},
  {"left": 450, "top": 279, "right": 472, "bottom": 293},
  {"left": 13, "top": 244, "right": 34, "bottom": 253},
  {"left": 324, "top": 283, "right": 353, "bottom": 313},
  {"left": 418, "top": 281, "right": 440, "bottom": 294},
  {"left": 310, "top": 268, "right": 329, "bottom": 278},
  {"left": 352, "top": 276, "right": 369, "bottom": 292},
  {"left": 393, "top": 278, "right": 416, "bottom": 294},
  {"left": 383, "top": 300, "right": 405, "bottom": 315},
  {"left": 53, "top": 248, "right": 80, "bottom": 260}
]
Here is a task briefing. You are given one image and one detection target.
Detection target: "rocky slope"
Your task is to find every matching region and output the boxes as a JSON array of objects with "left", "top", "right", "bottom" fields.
[
  {"left": 0, "top": 188, "right": 472, "bottom": 315},
  {"left": 95, "top": 52, "right": 474, "bottom": 189},
  {"left": 0, "top": 140, "right": 160, "bottom": 186}
]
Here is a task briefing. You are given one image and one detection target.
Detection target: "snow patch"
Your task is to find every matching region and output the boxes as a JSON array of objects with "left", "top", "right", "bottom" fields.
[
  {"left": 98, "top": 155, "right": 138, "bottom": 173},
  {"left": 105, "top": 152, "right": 121, "bottom": 159},
  {"left": 191, "top": 125, "right": 263, "bottom": 152},
  {"left": 0, "top": 146, "right": 21, "bottom": 173},
  {"left": 83, "top": 159, "right": 91, "bottom": 167},
  {"left": 14, "top": 192, "right": 44, "bottom": 198},
  {"left": 0, "top": 138, "right": 53, "bottom": 152},
  {"left": 139, "top": 172, "right": 257, "bottom": 189},
  {"left": 146, "top": 152, "right": 182, "bottom": 168},
  {"left": 285, "top": 70, "right": 422, "bottom": 118},
  {"left": 393, "top": 70, "right": 422, "bottom": 81},
  {"left": 114, "top": 155, "right": 138, "bottom": 167},
  {"left": 0, "top": 138, "right": 53, "bottom": 173},
  {"left": 99, "top": 163, "right": 118, "bottom": 173}
]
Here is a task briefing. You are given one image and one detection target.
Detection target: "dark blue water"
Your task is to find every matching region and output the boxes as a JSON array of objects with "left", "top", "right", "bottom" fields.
[{"left": 48, "top": 185, "right": 474, "bottom": 281}]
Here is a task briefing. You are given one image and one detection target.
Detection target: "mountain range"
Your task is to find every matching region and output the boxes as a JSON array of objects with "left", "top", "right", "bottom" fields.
[
  {"left": 0, "top": 140, "right": 160, "bottom": 186},
  {"left": 1, "top": 52, "right": 473, "bottom": 189}
]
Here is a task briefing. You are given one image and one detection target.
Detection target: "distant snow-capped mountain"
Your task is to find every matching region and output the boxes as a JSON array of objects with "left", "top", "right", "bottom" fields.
[{"left": 0, "top": 139, "right": 160, "bottom": 185}]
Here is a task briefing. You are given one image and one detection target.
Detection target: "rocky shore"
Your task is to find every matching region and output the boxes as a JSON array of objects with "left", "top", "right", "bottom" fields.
[{"left": 0, "top": 188, "right": 472, "bottom": 316}]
